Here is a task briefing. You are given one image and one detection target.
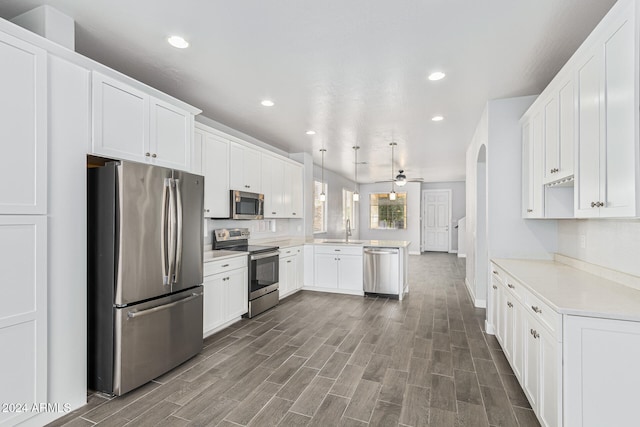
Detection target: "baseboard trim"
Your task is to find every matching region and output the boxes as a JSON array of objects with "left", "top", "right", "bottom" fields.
[
  {"left": 485, "top": 320, "right": 495, "bottom": 335},
  {"left": 457, "top": 253, "right": 466, "bottom": 258},
  {"left": 463, "top": 277, "right": 486, "bottom": 308},
  {"left": 448, "top": 249, "right": 458, "bottom": 254},
  {"left": 409, "top": 251, "right": 421, "bottom": 256},
  {"left": 301, "top": 286, "right": 364, "bottom": 297}
]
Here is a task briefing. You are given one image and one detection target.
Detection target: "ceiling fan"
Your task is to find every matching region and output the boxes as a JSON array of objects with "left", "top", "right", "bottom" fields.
[{"left": 375, "top": 142, "right": 424, "bottom": 186}]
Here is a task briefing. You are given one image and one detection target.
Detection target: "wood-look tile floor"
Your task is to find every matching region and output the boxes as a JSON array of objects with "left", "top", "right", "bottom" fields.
[{"left": 48, "top": 253, "right": 540, "bottom": 427}]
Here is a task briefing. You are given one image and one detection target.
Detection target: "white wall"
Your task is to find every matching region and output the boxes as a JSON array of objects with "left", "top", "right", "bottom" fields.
[
  {"left": 421, "top": 181, "right": 466, "bottom": 252},
  {"left": 358, "top": 182, "right": 421, "bottom": 254},
  {"left": 313, "top": 165, "right": 360, "bottom": 239},
  {"left": 466, "top": 96, "right": 558, "bottom": 308},
  {"left": 558, "top": 219, "right": 640, "bottom": 277}
]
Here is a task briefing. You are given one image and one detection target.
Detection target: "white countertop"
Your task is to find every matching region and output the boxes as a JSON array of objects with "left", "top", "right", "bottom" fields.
[
  {"left": 492, "top": 258, "right": 640, "bottom": 322},
  {"left": 204, "top": 250, "right": 248, "bottom": 263}
]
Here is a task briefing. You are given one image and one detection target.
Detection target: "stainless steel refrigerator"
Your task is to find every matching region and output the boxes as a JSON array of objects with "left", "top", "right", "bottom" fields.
[{"left": 88, "top": 160, "right": 204, "bottom": 396}]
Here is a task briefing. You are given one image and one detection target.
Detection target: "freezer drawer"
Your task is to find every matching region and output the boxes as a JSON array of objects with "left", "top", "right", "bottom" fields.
[
  {"left": 364, "top": 247, "right": 400, "bottom": 296},
  {"left": 112, "top": 288, "right": 203, "bottom": 395}
]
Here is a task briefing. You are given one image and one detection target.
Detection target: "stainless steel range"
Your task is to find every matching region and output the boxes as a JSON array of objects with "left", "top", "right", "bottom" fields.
[{"left": 213, "top": 228, "right": 279, "bottom": 318}]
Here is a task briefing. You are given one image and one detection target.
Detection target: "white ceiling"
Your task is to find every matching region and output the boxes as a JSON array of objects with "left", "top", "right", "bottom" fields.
[{"left": 0, "top": 0, "right": 617, "bottom": 183}]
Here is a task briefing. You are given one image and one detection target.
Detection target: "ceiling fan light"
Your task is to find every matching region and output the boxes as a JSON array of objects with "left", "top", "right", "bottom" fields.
[
  {"left": 389, "top": 191, "right": 397, "bottom": 201},
  {"left": 395, "top": 170, "right": 407, "bottom": 186}
]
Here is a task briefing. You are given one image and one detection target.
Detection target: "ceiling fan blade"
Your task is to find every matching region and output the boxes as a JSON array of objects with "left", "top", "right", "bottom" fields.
[
  {"left": 408, "top": 178, "right": 424, "bottom": 182},
  {"left": 375, "top": 179, "right": 394, "bottom": 183}
]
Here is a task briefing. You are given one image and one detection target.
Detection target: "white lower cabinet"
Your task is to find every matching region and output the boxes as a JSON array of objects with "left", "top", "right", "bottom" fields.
[
  {"left": 312, "top": 245, "right": 363, "bottom": 293},
  {"left": 203, "top": 256, "right": 248, "bottom": 337},
  {"left": 0, "top": 216, "right": 47, "bottom": 427},
  {"left": 564, "top": 316, "right": 640, "bottom": 427},
  {"left": 490, "top": 262, "right": 561, "bottom": 427},
  {"left": 279, "top": 245, "right": 304, "bottom": 299}
]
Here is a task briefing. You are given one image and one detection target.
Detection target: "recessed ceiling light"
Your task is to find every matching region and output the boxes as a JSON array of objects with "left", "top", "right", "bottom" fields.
[
  {"left": 167, "top": 35, "right": 189, "bottom": 49},
  {"left": 306, "top": 130, "right": 316, "bottom": 135},
  {"left": 261, "top": 100, "right": 275, "bottom": 107},
  {"left": 428, "top": 71, "right": 446, "bottom": 81},
  {"left": 432, "top": 115, "right": 444, "bottom": 122}
]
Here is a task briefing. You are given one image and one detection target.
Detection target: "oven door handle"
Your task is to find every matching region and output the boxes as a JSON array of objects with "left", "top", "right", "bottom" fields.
[{"left": 250, "top": 251, "right": 279, "bottom": 261}]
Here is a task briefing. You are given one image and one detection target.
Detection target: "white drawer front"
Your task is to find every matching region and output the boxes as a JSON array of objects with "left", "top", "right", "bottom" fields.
[
  {"left": 525, "top": 292, "right": 561, "bottom": 338},
  {"left": 205, "top": 255, "right": 247, "bottom": 277},
  {"left": 314, "top": 245, "right": 363, "bottom": 256}
]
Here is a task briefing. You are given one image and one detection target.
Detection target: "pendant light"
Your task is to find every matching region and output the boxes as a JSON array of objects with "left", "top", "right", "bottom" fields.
[
  {"left": 353, "top": 146, "right": 360, "bottom": 202},
  {"left": 389, "top": 142, "right": 397, "bottom": 200},
  {"left": 319, "top": 148, "right": 327, "bottom": 202}
]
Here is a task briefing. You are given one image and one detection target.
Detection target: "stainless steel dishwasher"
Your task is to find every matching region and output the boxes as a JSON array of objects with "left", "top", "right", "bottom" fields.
[{"left": 364, "top": 247, "right": 400, "bottom": 296}]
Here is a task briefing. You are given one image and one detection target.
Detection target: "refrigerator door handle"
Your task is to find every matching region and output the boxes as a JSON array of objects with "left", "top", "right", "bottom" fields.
[
  {"left": 174, "top": 179, "right": 183, "bottom": 284},
  {"left": 161, "top": 178, "right": 171, "bottom": 285},
  {"left": 126, "top": 292, "right": 202, "bottom": 319},
  {"left": 168, "top": 179, "right": 178, "bottom": 283}
]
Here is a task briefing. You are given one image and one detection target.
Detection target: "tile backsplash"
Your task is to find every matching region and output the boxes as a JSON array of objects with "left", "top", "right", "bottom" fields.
[
  {"left": 558, "top": 219, "right": 640, "bottom": 277},
  {"left": 205, "top": 218, "right": 304, "bottom": 245}
]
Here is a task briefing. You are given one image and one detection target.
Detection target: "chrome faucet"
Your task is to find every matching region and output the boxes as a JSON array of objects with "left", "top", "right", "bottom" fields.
[{"left": 346, "top": 219, "right": 352, "bottom": 242}]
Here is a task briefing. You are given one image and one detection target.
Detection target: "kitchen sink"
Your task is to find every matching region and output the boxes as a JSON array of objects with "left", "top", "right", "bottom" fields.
[{"left": 319, "top": 239, "right": 366, "bottom": 245}]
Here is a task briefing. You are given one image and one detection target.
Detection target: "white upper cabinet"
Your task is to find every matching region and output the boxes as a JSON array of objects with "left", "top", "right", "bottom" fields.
[
  {"left": 194, "top": 126, "right": 230, "bottom": 218},
  {"left": 229, "top": 143, "right": 261, "bottom": 193},
  {"left": 262, "top": 154, "right": 304, "bottom": 218},
  {"left": 542, "top": 77, "right": 575, "bottom": 185},
  {"left": 149, "top": 97, "right": 193, "bottom": 171},
  {"left": 92, "top": 72, "right": 196, "bottom": 171},
  {"left": 576, "top": 3, "right": 637, "bottom": 217},
  {"left": 289, "top": 162, "right": 304, "bottom": 218},
  {"left": 0, "top": 31, "right": 47, "bottom": 215},
  {"left": 522, "top": 111, "right": 544, "bottom": 218}
]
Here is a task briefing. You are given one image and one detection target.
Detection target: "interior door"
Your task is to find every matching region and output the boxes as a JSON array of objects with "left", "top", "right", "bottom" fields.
[{"left": 422, "top": 190, "right": 451, "bottom": 252}]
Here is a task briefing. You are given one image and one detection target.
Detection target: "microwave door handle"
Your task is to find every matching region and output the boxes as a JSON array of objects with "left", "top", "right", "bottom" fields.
[
  {"left": 174, "top": 179, "right": 183, "bottom": 284},
  {"left": 161, "top": 178, "right": 171, "bottom": 285},
  {"left": 167, "top": 179, "right": 177, "bottom": 284}
]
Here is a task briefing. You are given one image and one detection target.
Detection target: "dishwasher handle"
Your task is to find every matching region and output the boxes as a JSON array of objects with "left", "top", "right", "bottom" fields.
[{"left": 364, "top": 248, "right": 399, "bottom": 255}]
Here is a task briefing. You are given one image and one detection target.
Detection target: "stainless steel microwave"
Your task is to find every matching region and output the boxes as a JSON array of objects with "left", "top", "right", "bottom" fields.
[{"left": 230, "top": 190, "right": 264, "bottom": 219}]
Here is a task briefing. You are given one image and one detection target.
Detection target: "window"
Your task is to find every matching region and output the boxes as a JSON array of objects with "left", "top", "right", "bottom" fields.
[
  {"left": 342, "top": 189, "right": 356, "bottom": 230},
  {"left": 370, "top": 193, "right": 407, "bottom": 229},
  {"left": 313, "top": 180, "right": 327, "bottom": 233}
]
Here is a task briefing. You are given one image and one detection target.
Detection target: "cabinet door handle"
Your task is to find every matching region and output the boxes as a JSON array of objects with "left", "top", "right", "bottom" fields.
[
  {"left": 492, "top": 270, "right": 498, "bottom": 275},
  {"left": 507, "top": 283, "right": 515, "bottom": 289},
  {"left": 591, "top": 202, "right": 597, "bottom": 208},
  {"left": 272, "top": 212, "right": 277, "bottom": 214},
  {"left": 145, "top": 152, "right": 151, "bottom": 157},
  {"left": 530, "top": 328, "right": 539, "bottom": 339},
  {"left": 492, "top": 285, "right": 497, "bottom": 290},
  {"left": 527, "top": 209, "right": 533, "bottom": 213},
  {"left": 152, "top": 153, "right": 157, "bottom": 158},
  {"left": 531, "top": 305, "right": 542, "bottom": 314},
  {"left": 507, "top": 301, "right": 513, "bottom": 308},
  {"left": 597, "top": 201, "right": 604, "bottom": 207},
  {"left": 287, "top": 260, "right": 292, "bottom": 263}
]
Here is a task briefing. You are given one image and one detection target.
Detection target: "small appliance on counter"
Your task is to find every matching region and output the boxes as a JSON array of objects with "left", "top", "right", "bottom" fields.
[
  {"left": 87, "top": 160, "right": 204, "bottom": 396},
  {"left": 212, "top": 228, "right": 279, "bottom": 317}
]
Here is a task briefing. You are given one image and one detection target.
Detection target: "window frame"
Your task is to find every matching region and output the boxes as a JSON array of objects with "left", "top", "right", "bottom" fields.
[
  {"left": 369, "top": 192, "right": 407, "bottom": 230},
  {"left": 313, "top": 180, "right": 328, "bottom": 234}
]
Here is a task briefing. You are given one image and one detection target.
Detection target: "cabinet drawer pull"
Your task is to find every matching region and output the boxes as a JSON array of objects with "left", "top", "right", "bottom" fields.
[
  {"left": 531, "top": 305, "right": 542, "bottom": 314},
  {"left": 334, "top": 249, "right": 341, "bottom": 251},
  {"left": 530, "top": 328, "right": 539, "bottom": 339},
  {"left": 221, "top": 264, "right": 229, "bottom": 268},
  {"left": 145, "top": 152, "right": 151, "bottom": 157},
  {"left": 492, "top": 285, "right": 497, "bottom": 290},
  {"left": 292, "top": 213, "right": 296, "bottom": 215},
  {"left": 591, "top": 201, "right": 597, "bottom": 208},
  {"left": 507, "top": 283, "right": 515, "bottom": 289},
  {"left": 287, "top": 260, "right": 292, "bottom": 263},
  {"left": 527, "top": 209, "right": 533, "bottom": 213},
  {"left": 507, "top": 301, "right": 513, "bottom": 308},
  {"left": 492, "top": 270, "right": 498, "bottom": 275},
  {"left": 152, "top": 153, "right": 157, "bottom": 158}
]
